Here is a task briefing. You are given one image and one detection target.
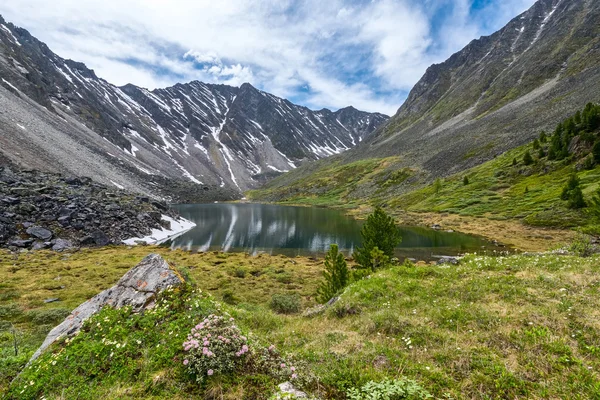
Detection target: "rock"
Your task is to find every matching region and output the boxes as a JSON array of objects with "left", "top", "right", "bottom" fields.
[
  {"left": 431, "top": 224, "right": 442, "bottom": 230},
  {"left": 78, "top": 235, "right": 95, "bottom": 246},
  {"left": 28, "top": 254, "right": 184, "bottom": 363},
  {"left": 90, "top": 230, "right": 111, "bottom": 246},
  {"left": 26, "top": 226, "right": 53, "bottom": 240},
  {"left": 57, "top": 207, "right": 74, "bottom": 218},
  {"left": 151, "top": 200, "right": 168, "bottom": 211},
  {"left": 303, "top": 296, "right": 340, "bottom": 318},
  {"left": 105, "top": 203, "right": 120, "bottom": 211},
  {"left": 32, "top": 241, "right": 51, "bottom": 250},
  {"left": 1, "top": 196, "right": 20, "bottom": 205},
  {"left": 9, "top": 239, "right": 33, "bottom": 248},
  {"left": 44, "top": 298, "right": 60, "bottom": 303},
  {"left": 52, "top": 239, "right": 74, "bottom": 251},
  {"left": 57, "top": 215, "right": 72, "bottom": 227},
  {"left": 277, "top": 382, "right": 308, "bottom": 399},
  {"left": 434, "top": 255, "right": 460, "bottom": 265}
]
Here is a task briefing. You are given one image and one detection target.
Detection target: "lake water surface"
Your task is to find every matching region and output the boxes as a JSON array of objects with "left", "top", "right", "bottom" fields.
[{"left": 166, "top": 203, "right": 502, "bottom": 260}]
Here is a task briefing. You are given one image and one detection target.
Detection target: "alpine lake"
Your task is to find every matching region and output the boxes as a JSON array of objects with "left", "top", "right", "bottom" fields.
[{"left": 164, "top": 203, "right": 507, "bottom": 261}]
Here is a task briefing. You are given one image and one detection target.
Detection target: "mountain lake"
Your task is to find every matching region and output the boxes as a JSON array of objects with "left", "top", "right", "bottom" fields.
[{"left": 164, "top": 203, "right": 507, "bottom": 260}]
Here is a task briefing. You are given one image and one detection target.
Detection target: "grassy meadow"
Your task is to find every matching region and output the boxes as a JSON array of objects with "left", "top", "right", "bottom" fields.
[{"left": 1, "top": 246, "right": 599, "bottom": 398}]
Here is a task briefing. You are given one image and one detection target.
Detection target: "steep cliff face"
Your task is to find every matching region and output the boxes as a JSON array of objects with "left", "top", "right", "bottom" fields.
[{"left": 0, "top": 15, "right": 387, "bottom": 196}]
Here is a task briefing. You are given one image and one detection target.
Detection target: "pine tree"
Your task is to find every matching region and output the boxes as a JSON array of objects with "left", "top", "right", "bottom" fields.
[
  {"left": 593, "top": 141, "right": 600, "bottom": 163},
  {"left": 561, "top": 174, "right": 586, "bottom": 209},
  {"left": 316, "top": 244, "right": 349, "bottom": 303},
  {"left": 538, "top": 147, "right": 545, "bottom": 159},
  {"left": 512, "top": 158, "right": 518, "bottom": 166},
  {"left": 532, "top": 139, "right": 540, "bottom": 150},
  {"left": 523, "top": 150, "right": 533, "bottom": 165},
  {"left": 463, "top": 176, "right": 469, "bottom": 185},
  {"left": 353, "top": 207, "right": 401, "bottom": 271},
  {"left": 539, "top": 131, "right": 547, "bottom": 143}
]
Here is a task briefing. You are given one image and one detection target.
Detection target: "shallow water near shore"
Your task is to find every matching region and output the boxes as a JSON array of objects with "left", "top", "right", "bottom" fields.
[{"left": 165, "top": 203, "right": 505, "bottom": 260}]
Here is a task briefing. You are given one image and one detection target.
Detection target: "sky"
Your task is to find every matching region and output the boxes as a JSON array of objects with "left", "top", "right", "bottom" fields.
[{"left": 0, "top": 0, "right": 536, "bottom": 115}]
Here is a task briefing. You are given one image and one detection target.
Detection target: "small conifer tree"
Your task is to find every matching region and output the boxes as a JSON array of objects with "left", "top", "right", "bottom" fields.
[
  {"left": 317, "top": 244, "right": 349, "bottom": 303},
  {"left": 561, "top": 174, "right": 586, "bottom": 209},
  {"left": 353, "top": 207, "right": 401, "bottom": 271},
  {"left": 593, "top": 141, "right": 600, "bottom": 163},
  {"left": 512, "top": 158, "right": 517, "bottom": 166},
  {"left": 523, "top": 150, "right": 533, "bottom": 165},
  {"left": 463, "top": 176, "right": 469, "bottom": 185}
]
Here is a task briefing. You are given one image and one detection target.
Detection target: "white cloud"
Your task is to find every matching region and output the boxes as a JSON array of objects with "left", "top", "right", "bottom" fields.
[{"left": 0, "top": 0, "right": 536, "bottom": 115}]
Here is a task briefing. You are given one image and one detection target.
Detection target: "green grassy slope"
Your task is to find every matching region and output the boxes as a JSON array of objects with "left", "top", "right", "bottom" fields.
[
  {"left": 2, "top": 248, "right": 600, "bottom": 399},
  {"left": 250, "top": 105, "right": 600, "bottom": 234}
]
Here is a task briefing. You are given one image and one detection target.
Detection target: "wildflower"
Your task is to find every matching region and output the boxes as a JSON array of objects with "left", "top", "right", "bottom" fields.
[
  {"left": 290, "top": 366, "right": 296, "bottom": 372},
  {"left": 291, "top": 373, "right": 297, "bottom": 379},
  {"left": 183, "top": 359, "right": 189, "bottom": 365},
  {"left": 281, "top": 363, "right": 286, "bottom": 368},
  {"left": 207, "top": 369, "right": 214, "bottom": 375}
]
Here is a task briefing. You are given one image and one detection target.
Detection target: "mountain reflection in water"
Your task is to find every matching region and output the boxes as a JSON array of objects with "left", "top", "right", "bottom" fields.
[{"left": 165, "top": 203, "right": 501, "bottom": 260}]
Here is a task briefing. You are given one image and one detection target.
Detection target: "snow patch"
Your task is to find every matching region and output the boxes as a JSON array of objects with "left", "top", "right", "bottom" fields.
[
  {"left": 110, "top": 180, "right": 125, "bottom": 189},
  {"left": 2, "top": 78, "right": 20, "bottom": 92},
  {"left": 1, "top": 25, "right": 21, "bottom": 46},
  {"left": 123, "top": 215, "right": 196, "bottom": 245}
]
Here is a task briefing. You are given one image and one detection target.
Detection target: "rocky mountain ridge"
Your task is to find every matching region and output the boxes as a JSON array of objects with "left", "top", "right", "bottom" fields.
[
  {"left": 259, "top": 0, "right": 600, "bottom": 196},
  {"left": 0, "top": 15, "right": 387, "bottom": 196}
]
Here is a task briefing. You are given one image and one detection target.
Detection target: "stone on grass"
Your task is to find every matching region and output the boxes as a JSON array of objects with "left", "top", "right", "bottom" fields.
[
  {"left": 26, "top": 226, "right": 53, "bottom": 240},
  {"left": 28, "top": 254, "right": 184, "bottom": 363}
]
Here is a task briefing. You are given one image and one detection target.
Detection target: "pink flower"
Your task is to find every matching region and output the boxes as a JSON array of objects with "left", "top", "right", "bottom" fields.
[
  {"left": 290, "top": 366, "right": 296, "bottom": 372},
  {"left": 207, "top": 369, "right": 214, "bottom": 376},
  {"left": 204, "top": 340, "right": 210, "bottom": 346},
  {"left": 291, "top": 373, "right": 297, "bottom": 379},
  {"left": 281, "top": 363, "right": 286, "bottom": 368},
  {"left": 268, "top": 344, "right": 276, "bottom": 351},
  {"left": 183, "top": 359, "right": 189, "bottom": 365}
]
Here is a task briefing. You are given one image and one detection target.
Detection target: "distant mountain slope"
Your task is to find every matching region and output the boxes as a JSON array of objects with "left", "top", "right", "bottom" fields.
[
  {"left": 257, "top": 0, "right": 600, "bottom": 198},
  {"left": 0, "top": 15, "right": 387, "bottom": 197}
]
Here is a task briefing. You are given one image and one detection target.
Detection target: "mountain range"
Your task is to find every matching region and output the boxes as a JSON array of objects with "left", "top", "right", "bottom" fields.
[
  {"left": 0, "top": 15, "right": 387, "bottom": 200},
  {"left": 256, "top": 0, "right": 600, "bottom": 198}
]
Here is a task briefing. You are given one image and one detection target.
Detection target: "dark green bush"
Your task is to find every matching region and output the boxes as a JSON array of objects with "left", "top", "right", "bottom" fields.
[
  {"left": 26, "top": 308, "right": 71, "bottom": 325},
  {"left": 269, "top": 293, "right": 301, "bottom": 314}
]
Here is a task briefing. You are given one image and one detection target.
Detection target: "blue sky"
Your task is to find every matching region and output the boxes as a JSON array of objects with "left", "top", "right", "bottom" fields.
[{"left": 0, "top": 0, "right": 536, "bottom": 115}]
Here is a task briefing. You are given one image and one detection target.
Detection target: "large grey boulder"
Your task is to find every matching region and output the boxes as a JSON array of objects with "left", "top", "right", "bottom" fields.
[{"left": 28, "top": 253, "right": 183, "bottom": 363}]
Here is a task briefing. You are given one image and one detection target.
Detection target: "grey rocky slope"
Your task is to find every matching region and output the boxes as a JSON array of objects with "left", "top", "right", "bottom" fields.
[
  {"left": 0, "top": 166, "right": 187, "bottom": 250},
  {"left": 0, "top": 15, "right": 387, "bottom": 196},
  {"left": 262, "top": 0, "right": 600, "bottom": 192}
]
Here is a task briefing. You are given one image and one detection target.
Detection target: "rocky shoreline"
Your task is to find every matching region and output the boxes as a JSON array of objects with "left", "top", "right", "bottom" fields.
[{"left": 0, "top": 166, "right": 191, "bottom": 251}]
